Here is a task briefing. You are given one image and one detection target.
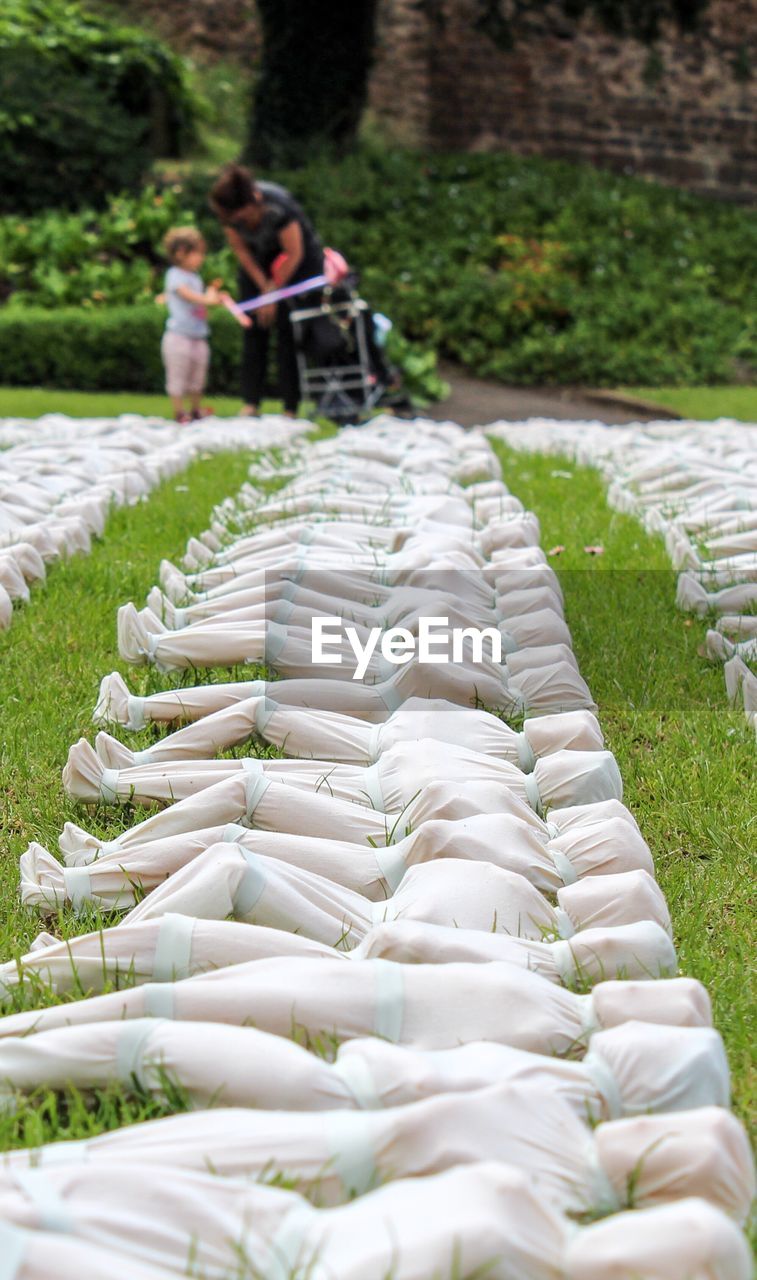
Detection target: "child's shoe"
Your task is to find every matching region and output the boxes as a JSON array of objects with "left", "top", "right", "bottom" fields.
[
  {"left": 175, "top": 411, "right": 191, "bottom": 424},
  {"left": 191, "top": 405, "right": 215, "bottom": 420}
]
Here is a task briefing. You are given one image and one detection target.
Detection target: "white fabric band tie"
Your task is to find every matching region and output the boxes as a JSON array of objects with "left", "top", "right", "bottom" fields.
[
  {"left": 331, "top": 1053, "right": 382, "bottom": 1110},
  {"left": 272, "top": 598, "right": 295, "bottom": 628},
  {"left": 553, "top": 906, "right": 576, "bottom": 940},
  {"left": 10, "top": 1168, "right": 72, "bottom": 1233},
  {"left": 582, "top": 1049, "right": 623, "bottom": 1120},
  {"left": 372, "top": 959, "right": 404, "bottom": 1042},
  {"left": 550, "top": 938, "right": 578, "bottom": 987},
  {"left": 223, "top": 822, "right": 249, "bottom": 843},
  {"left": 359, "top": 763, "right": 385, "bottom": 812},
  {"left": 146, "top": 629, "right": 162, "bottom": 661},
  {"left": 584, "top": 1138, "right": 622, "bottom": 1215},
  {"left": 152, "top": 913, "right": 196, "bottom": 982},
  {"left": 499, "top": 626, "right": 518, "bottom": 655},
  {"left": 515, "top": 730, "right": 536, "bottom": 773},
  {"left": 243, "top": 771, "right": 272, "bottom": 824},
  {"left": 126, "top": 693, "right": 147, "bottom": 731},
  {"left": 378, "top": 681, "right": 403, "bottom": 715},
  {"left": 371, "top": 844, "right": 407, "bottom": 895},
  {"left": 579, "top": 992, "right": 601, "bottom": 1041},
  {"left": 116, "top": 1018, "right": 161, "bottom": 1088},
  {"left": 255, "top": 696, "right": 279, "bottom": 735},
  {"left": 549, "top": 847, "right": 578, "bottom": 886},
  {"left": 143, "top": 984, "right": 176, "bottom": 1018},
  {"left": 523, "top": 772, "right": 543, "bottom": 815},
  {"left": 367, "top": 723, "right": 383, "bottom": 763},
  {"left": 236, "top": 850, "right": 268, "bottom": 917},
  {"left": 325, "top": 1112, "right": 378, "bottom": 1197},
  {"left": 99, "top": 768, "right": 120, "bottom": 804},
  {"left": 264, "top": 620, "right": 287, "bottom": 663},
  {"left": 63, "top": 866, "right": 92, "bottom": 912}
]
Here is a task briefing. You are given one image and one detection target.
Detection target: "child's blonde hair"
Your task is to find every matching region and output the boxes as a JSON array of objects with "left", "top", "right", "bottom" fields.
[{"left": 163, "top": 226, "right": 206, "bottom": 263}]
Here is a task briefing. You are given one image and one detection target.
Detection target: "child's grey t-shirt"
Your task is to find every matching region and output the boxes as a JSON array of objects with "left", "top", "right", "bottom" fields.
[{"left": 164, "top": 267, "right": 209, "bottom": 339}]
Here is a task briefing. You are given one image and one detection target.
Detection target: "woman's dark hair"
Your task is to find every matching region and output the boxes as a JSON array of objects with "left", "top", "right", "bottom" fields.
[{"left": 210, "top": 163, "right": 257, "bottom": 214}]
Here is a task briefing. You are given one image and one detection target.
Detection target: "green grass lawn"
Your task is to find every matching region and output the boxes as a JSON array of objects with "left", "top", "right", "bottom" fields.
[
  {"left": 0, "top": 436, "right": 753, "bottom": 1154},
  {"left": 619, "top": 386, "right": 757, "bottom": 422},
  {"left": 489, "top": 442, "right": 755, "bottom": 1132},
  {"left": 0, "top": 387, "right": 265, "bottom": 420},
  {"left": 3, "top": 383, "right": 755, "bottom": 425}
]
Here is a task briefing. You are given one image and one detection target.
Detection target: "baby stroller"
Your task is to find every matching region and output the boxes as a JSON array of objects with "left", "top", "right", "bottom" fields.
[{"left": 289, "top": 279, "right": 406, "bottom": 424}]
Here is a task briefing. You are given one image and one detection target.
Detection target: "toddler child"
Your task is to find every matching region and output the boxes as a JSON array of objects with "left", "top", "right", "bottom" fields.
[{"left": 161, "top": 227, "right": 220, "bottom": 422}]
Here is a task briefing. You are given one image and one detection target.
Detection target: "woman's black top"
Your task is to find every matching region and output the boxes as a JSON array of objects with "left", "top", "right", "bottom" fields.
[{"left": 236, "top": 181, "right": 323, "bottom": 300}]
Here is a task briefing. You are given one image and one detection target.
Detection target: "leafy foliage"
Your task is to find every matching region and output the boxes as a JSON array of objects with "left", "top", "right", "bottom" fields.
[
  {"left": 0, "top": 0, "right": 196, "bottom": 212},
  {"left": 0, "top": 149, "right": 754, "bottom": 386}
]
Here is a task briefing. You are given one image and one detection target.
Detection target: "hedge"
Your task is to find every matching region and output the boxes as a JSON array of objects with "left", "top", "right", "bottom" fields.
[
  {"left": 2, "top": 149, "right": 755, "bottom": 386},
  {"left": 0, "top": 306, "right": 242, "bottom": 395}
]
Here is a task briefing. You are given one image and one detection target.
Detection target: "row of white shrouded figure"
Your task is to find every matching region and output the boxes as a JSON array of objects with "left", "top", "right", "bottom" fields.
[
  {"left": 1, "top": 415, "right": 753, "bottom": 1279},
  {"left": 488, "top": 417, "right": 757, "bottom": 742},
  {"left": 0, "top": 413, "right": 308, "bottom": 630}
]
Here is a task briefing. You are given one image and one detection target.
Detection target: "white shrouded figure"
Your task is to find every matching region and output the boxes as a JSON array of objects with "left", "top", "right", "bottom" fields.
[
  {"left": 0, "top": 1017, "right": 730, "bottom": 1119},
  {"left": 24, "top": 833, "right": 667, "bottom": 943},
  {"left": 0, "top": 915, "right": 676, "bottom": 1002},
  {"left": 23, "top": 802, "right": 654, "bottom": 912},
  {"left": 50, "top": 772, "right": 631, "bottom": 882},
  {"left": 95, "top": 643, "right": 595, "bottom": 726},
  {"left": 51, "top": 787, "right": 639, "bottom": 879},
  {"left": 116, "top": 856, "right": 669, "bottom": 950},
  {"left": 93, "top": 700, "right": 602, "bottom": 771},
  {"left": 0, "top": 957, "right": 710, "bottom": 1051},
  {"left": 0, "top": 1090, "right": 751, "bottom": 1224},
  {"left": 115, "top": 603, "right": 596, "bottom": 713},
  {"left": 63, "top": 738, "right": 621, "bottom": 816},
  {"left": 0, "top": 1160, "right": 748, "bottom": 1280}
]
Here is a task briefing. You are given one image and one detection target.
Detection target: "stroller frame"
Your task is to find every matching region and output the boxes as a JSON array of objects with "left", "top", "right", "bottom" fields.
[{"left": 289, "top": 296, "right": 386, "bottom": 424}]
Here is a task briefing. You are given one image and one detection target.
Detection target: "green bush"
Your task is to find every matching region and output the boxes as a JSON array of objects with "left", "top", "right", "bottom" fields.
[
  {"left": 1, "top": 149, "right": 755, "bottom": 385},
  {"left": 0, "top": 0, "right": 196, "bottom": 213},
  {"left": 0, "top": 305, "right": 242, "bottom": 394}
]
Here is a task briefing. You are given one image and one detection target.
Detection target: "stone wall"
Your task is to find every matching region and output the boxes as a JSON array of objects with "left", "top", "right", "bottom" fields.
[
  {"left": 121, "top": 0, "right": 757, "bottom": 201},
  {"left": 368, "top": 0, "right": 757, "bottom": 201}
]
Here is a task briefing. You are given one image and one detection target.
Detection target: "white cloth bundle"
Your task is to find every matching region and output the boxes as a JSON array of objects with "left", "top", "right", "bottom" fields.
[
  {"left": 52, "top": 785, "right": 638, "bottom": 876},
  {"left": 1, "top": 1089, "right": 751, "bottom": 1224},
  {"left": 0, "top": 1014, "right": 729, "bottom": 1118},
  {"left": 95, "top": 645, "right": 595, "bottom": 728},
  {"left": 676, "top": 572, "right": 757, "bottom": 617},
  {"left": 0, "top": 914, "right": 675, "bottom": 1002},
  {"left": 0, "top": 957, "right": 710, "bottom": 1052},
  {"left": 112, "top": 849, "right": 668, "bottom": 948},
  {"left": 724, "top": 655, "right": 757, "bottom": 734},
  {"left": 95, "top": 698, "right": 602, "bottom": 770},
  {"left": 704, "top": 628, "right": 757, "bottom": 663},
  {"left": 63, "top": 736, "right": 620, "bottom": 816},
  {"left": 27, "top": 794, "right": 654, "bottom": 907},
  {"left": 0, "top": 1158, "right": 748, "bottom": 1280},
  {"left": 354, "top": 918, "right": 675, "bottom": 983},
  {"left": 25, "top": 815, "right": 664, "bottom": 929}
]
